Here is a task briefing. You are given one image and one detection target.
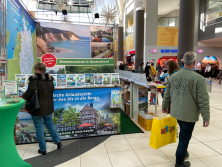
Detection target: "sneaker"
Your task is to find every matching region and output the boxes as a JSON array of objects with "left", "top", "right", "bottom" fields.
[
  {"left": 175, "top": 161, "right": 191, "bottom": 167},
  {"left": 57, "top": 142, "right": 63, "bottom": 149},
  {"left": 38, "top": 149, "right": 46, "bottom": 155}
]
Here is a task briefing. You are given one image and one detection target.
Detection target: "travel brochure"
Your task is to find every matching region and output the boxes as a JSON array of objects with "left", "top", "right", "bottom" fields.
[
  {"left": 15, "top": 73, "right": 119, "bottom": 87},
  {"left": 111, "top": 89, "right": 122, "bottom": 108},
  {"left": 4, "top": 80, "right": 19, "bottom": 99}
]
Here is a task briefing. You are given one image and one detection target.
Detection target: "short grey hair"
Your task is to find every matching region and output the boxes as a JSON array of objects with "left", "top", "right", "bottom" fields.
[{"left": 183, "top": 51, "right": 196, "bottom": 65}]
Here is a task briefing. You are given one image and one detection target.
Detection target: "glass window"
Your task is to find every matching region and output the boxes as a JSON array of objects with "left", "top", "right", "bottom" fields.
[{"left": 158, "top": 17, "right": 169, "bottom": 27}]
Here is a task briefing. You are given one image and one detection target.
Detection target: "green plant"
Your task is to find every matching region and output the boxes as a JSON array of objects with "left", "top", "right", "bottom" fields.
[
  {"left": 60, "top": 106, "right": 82, "bottom": 131},
  {"left": 52, "top": 117, "right": 59, "bottom": 125}
]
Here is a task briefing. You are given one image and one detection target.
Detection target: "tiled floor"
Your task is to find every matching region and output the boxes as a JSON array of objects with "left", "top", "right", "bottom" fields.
[{"left": 16, "top": 79, "right": 222, "bottom": 167}]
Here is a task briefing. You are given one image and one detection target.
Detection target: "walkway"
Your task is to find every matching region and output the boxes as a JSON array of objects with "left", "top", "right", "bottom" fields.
[{"left": 16, "top": 79, "right": 222, "bottom": 167}]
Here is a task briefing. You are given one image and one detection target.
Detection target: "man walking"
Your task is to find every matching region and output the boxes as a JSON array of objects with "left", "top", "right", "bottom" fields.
[{"left": 162, "top": 51, "right": 210, "bottom": 167}]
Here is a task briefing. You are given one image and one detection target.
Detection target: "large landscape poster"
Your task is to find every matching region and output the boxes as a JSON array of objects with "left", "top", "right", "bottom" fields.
[
  {"left": 36, "top": 22, "right": 91, "bottom": 59},
  {"left": 6, "top": 0, "right": 37, "bottom": 80},
  {"left": 15, "top": 87, "right": 121, "bottom": 144}
]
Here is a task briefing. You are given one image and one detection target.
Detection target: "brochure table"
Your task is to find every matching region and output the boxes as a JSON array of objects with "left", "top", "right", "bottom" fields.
[{"left": 0, "top": 99, "right": 31, "bottom": 167}]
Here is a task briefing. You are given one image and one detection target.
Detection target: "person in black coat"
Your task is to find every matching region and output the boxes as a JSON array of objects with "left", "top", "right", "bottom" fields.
[
  {"left": 145, "top": 62, "right": 152, "bottom": 82},
  {"left": 22, "top": 62, "right": 62, "bottom": 155}
]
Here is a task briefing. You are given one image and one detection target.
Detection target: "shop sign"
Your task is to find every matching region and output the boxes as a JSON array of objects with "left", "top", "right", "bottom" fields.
[
  {"left": 149, "top": 48, "right": 158, "bottom": 54},
  {"left": 196, "top": 49, "right": 204, "bottom": 54},
  {"left": 161, "top": 49, "right": 178, "bottom": 53}
]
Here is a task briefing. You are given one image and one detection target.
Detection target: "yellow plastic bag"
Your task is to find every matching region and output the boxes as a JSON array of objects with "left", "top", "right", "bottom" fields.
[{"left": 149, "top": 116, "right": 177, "bottom": 149}]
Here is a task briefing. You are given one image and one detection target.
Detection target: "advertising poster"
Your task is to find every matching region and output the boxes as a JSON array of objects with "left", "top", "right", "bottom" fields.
[
  {"left": 138, "top": 87, "right": 148, "bottom": 114},
  {"left": 15, "top": 88, "right": 121, "bottom": 144},
  {"left": 111, "top": 73, "right": 120, "bottom": 85},
  {"left": 111, "top": 89, "right": 122, "bottom": 108},
  {"left": 15, "top": 74, "right": 26, "bottom": 87},
  {"left": 103, "top": 73, "right": 111, "bottom": 85},
  {"left": 36, "top": 22, "right": 91, "bottom": 59},
  {"left": 50, "top": 74, "right": 57, "bottom": 87},
  {"left": 90, "top": 26, "right": 114, "bottom": 59},
  {"left": 94, "top": 74, "right": 103, "bottom": 85},
  {"left": 7, "top": 0, "right": 37, "bottom": 80},
  {"left": 57, "top": 74, "right": 66, "bottom": 86},
  {"left": 66, "top": 74, "right": 75, "bottom": 86},
  {"left": 85, "top": 74, "right": 94, "bottom": 86},
  {"left": 76, "top": 74, "right": 85, "bottom": 87}
]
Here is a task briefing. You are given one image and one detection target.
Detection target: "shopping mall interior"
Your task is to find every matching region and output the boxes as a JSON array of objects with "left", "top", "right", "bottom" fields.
[{"left": 1, "top": 0, "right": 222, "bottom": 167}]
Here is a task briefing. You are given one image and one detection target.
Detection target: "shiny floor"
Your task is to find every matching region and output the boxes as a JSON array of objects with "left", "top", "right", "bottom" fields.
[{"left": 17, "top": 79, "right": 222, "bottom": 167}]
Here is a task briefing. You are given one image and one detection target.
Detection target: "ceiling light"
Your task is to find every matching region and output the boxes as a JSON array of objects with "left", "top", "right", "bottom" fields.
[{"left": 173, "top": 3, "right": 175, "bottom": 5}]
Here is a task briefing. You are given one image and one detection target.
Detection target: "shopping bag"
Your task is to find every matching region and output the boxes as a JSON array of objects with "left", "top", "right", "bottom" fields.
[{"left": 149, "top": 115, "right": 177, "bottom": 149}]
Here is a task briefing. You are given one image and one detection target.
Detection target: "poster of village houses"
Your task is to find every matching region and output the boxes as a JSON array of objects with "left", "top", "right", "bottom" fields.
[{"left": 15, "top": 88, "right": 121, "bottom": 144}]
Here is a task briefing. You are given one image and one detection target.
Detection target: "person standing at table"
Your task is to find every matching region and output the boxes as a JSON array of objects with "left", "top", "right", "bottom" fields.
[
  {"left": 162, "top": 51, "right": 210, "bottom": 167},
  {"left": 22, "top": 62, "right": 62, "bottom": 155}
]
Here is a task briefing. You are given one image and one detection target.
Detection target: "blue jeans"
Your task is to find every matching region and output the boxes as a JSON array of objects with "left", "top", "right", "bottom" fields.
[
  {"left": 31, "top": 113, "right": 60, "bottom": 151},
  {"left": 176, "top": 120, "right": 195, "bottom": 165}
]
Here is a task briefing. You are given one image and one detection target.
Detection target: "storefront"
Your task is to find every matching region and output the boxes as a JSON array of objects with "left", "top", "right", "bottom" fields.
[{"left": 145, "top": 46, "right": 222, "bottom": 71}]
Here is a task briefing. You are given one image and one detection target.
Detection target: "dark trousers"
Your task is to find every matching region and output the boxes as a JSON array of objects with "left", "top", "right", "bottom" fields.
[{"left": 176, "top": 120, "right": 195, "bottom": 165}]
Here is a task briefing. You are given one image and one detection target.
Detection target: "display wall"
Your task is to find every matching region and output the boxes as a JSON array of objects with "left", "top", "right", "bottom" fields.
[{"left": 7, "top": 0, "right": 37, "bottom": 80}]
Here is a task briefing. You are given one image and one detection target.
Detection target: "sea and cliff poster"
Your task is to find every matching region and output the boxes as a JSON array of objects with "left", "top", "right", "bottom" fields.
[
  {"left": 36, "top": 22, "right": 91, "bottom": 59},
  {"left": 15, "top": 88, "right": 121, "bottom": 144}
]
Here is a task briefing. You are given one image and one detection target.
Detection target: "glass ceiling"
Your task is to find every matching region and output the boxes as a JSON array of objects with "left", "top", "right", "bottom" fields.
[{"left": 19, "top": 0, "right": 118, "bottom": 25}]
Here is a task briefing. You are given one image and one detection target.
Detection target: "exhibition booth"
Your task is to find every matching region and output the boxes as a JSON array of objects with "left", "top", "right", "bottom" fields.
[{"left": 0, "top": 3, "right": 143, "bottom": 167}]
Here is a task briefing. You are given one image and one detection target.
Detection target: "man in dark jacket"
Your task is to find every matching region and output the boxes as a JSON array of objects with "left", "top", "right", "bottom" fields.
[{"left": 22, "top": 62, "right": 62, "bottom": 155}]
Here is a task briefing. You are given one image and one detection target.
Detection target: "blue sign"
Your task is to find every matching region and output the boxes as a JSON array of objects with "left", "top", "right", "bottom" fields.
[{"left": 161, "top": 49, "right": 178, "bottom": 53}]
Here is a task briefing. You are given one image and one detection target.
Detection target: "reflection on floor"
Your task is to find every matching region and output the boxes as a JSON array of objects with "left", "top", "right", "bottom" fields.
[{"left": 16, "top": 80, "right": 222, "bottom": 167}]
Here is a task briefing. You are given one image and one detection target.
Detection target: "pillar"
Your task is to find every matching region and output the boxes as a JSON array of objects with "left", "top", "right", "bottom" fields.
[
  {"left": 144, "top": 0, "right": 158, "bottom": 46},
  {"left": 177, "top": 0, "right": 195, "bottom": 66},
  {"left": 117, "top": 27, "right": 123, "bottom": 61},
  {"left": 135, "top": 7, "right": 144, "bottom": 71},
  {"left": 133, "top": 0, "right": 138, "bottom": 48}
]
